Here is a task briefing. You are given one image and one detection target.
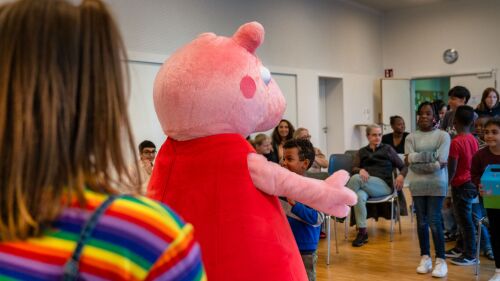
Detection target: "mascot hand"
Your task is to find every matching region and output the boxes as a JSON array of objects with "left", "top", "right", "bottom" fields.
[{"left": 248, "top": 153, "right": 357, "bottom": 217}]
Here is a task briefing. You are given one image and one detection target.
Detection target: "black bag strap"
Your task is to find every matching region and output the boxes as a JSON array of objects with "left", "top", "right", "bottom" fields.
[{"left": 63, "top": 194, "right": 121, "bottom": 281}]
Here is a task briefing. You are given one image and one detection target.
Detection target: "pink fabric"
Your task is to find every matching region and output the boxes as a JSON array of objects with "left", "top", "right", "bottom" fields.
[
  {"left": 248, "top": 153, "right": 356, "bottom": 217},
  {"left": 153, "top": 22, "right": 285, "bottom": 141},
  {"left": 240, "top": 76, "right": 257, "bottom": 98}
]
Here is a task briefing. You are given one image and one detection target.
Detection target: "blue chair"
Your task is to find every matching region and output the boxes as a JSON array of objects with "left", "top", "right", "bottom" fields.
[
  {"left": 328, "top": 153, "right": 353, "bottom": 175},
  {"left": 325, "top": 154, "right": 353, "bottom": 265}
]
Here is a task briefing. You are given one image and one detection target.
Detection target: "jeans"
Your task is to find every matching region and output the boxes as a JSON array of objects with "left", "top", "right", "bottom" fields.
[
  {"left": 347, "top": 174, "right": 392, "bottom": 228},
  {"left": 486, "top": 208, "right": 500, "bottom": 268},
  {"left": 452, "top": 182, "right": 478, "bottom": 259},
  {"left": 472, "top": 198, "right": 492, "bottom": 254},
  {"left": 413, "top": 196, "right": 446, "bottom": 259},
  {"left": 301, "top": 251, "right": 317, "bottom": 281},
  {"left": 442, "top": 197, "right": 458, "bottom": 235}
]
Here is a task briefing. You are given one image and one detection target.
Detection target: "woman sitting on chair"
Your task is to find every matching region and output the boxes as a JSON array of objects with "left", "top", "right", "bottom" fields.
[{"left": 347, "top": 124, "right": 407, "bottom": 247}]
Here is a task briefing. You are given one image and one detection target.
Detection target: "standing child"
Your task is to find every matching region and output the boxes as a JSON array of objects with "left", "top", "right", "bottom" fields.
[
  {"left": 447, "top": 106, "right": 480, "bottom": 266},
  {"left": 440, "top": 86, "right": 477, "bottom": 258},
  {"left": 280, "top": 139, "right": 325, "bottom": 281},
  {"left": 405, "top": 101, "right": 451, "bottom": 278},
  {"left": 127, "top": 140, "right": 156, "bottom": 195},
  {"left": 471, "top": 118, "right": 500, "bottom": 281},
  {"left": 441, "top": 86, "right": 476, "bottom": 137}
]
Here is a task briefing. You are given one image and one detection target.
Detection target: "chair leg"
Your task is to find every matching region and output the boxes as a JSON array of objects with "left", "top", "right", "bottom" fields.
[
  {"left": 396, "top": 198, "right": 402, "bottom": 234},
  {"left": 390, "top": 199, "right": 394, "bottom": 242},
  {"left": 344, "top": 209, "right": 350, "bottom": 240},
  {"left": 410, "top": 202, "right": 414, "bottom": 224},
  {"left": 333, "top": 216, "right": 339, "bottom": 254},
  {"left": 326, "top": 215, "right": 331, "bottom": 265},
  {"left": 475, "top": 218, "right": 484, "bottom": 276}
]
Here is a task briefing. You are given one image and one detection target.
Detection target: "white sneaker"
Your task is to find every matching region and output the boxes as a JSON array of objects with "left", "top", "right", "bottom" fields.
[
  {"left": 416, "top": 255, "right": 432, "bottom": 274},
  {"left": 432, "top": 258, "right": 448, "bottom": 278},
  {"left": 489, "top": 273, "right": 500, "bottom": 281}
]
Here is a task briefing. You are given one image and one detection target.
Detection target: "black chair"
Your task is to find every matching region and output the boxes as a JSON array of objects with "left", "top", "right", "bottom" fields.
[
  {"left": 347, "top": 170, "right": 403, "bottom": 242},
  {"left": 344, "top": 150, "right": 358, "bottom": 159},
  {"left": 365, "top": 185, "right": 401, "bottom": 242}
]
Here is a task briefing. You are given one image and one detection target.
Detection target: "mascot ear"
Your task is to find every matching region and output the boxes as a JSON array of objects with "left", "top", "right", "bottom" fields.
[{"left": 233, "top": 21, "right": 264, "bottom": 54}]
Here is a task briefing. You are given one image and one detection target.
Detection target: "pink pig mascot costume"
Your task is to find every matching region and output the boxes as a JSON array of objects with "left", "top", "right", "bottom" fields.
[{"left": 148, "top": 22, "right": 357, "bottom": 280}]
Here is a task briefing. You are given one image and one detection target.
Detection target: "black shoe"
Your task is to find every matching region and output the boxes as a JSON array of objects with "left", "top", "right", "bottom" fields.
[
  {"left": 450, "top": 255, "right": 478, "bottom": 266},
  {"left": 444, "top": 232, "right": 457, "bottom": 242},
  {"left": 335, "top": 217, "right": 346, "bottom": 223},
  {"left": 485, "top": 250, "right": 495, "bottom": 261},
  {"left": 445, "top": 247, "right": 463, "bottom": 258},
  {"left": 352, "top": 232, "right": 368, "bottom": 247}
]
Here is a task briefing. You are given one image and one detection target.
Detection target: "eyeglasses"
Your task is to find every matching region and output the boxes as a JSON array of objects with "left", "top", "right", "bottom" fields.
[{"left": 142, "top": 150, "right": 156, "bottom": 155}]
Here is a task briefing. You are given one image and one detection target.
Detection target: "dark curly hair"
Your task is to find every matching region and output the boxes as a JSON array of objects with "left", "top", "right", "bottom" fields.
[
  {"left": 454, "top": 105, "right": 475, "bottom": 127},
  {"left": 389, "top": 115, "right": 403, "bottom": 126},
  {"left": 448, "top": 86, "right": 471, "bottom": 104},
  {"left": 283, "top": 138, "right": 315, "bottom": 169},
  {"left": 485, "top": 117, "right": 500, "bottom": 129},
  {"left": 139, "top": 140, "right": 156, "bottom": 153},
  {"left": 417, "top": 101, "right": 439, "bottom": 126}
]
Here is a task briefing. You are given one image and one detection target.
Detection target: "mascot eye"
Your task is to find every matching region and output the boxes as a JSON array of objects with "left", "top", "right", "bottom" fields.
[{"left": 260, "top": 66, "right": 271, "bottom": 86}]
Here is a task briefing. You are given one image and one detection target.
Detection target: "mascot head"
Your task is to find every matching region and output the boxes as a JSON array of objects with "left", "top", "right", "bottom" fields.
[{"left": 153, "top": 22, "right": 285, "bottom": 141}]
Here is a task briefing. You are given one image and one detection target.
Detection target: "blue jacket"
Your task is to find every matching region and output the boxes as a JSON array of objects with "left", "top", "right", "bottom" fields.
[{"left": 288, "top": 202, "right": 323, "bottom": 253}]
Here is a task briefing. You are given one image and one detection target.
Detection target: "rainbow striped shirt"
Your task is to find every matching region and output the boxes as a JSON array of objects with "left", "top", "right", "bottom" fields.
[{"left": 0, "top": 190, "right": 206, "bottom": 281}]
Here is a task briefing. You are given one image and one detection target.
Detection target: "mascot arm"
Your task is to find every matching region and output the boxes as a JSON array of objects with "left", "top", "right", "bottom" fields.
[{"left": 247, "top": 153, "right": 357, "bottom": 217}]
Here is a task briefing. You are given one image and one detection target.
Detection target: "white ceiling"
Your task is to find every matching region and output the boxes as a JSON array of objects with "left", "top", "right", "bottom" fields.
[{"left": 349, "top": 0, "right": 455, "bottom": 12}]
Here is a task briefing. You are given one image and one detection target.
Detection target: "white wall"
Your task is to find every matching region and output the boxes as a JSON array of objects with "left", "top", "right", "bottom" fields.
[
  {"left": 382, "top": 0, "right": 500, "bottom": 81},
  {"left": 105, "top": 0, "right": 383, "bottom": 152}
]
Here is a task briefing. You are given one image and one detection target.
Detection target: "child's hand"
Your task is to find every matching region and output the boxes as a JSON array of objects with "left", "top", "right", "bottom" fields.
[
  {"left": 287, "top": 199, "right": 296, "bottom": 206},
  {"left": 141, "top": 159, "right": 154, "bottom": 174},
  {"left": 444, "top": 197, "right": 452, "bottom": 208},
  {"left": 478, "top": 184, "right": 490, "bottom": 196}
]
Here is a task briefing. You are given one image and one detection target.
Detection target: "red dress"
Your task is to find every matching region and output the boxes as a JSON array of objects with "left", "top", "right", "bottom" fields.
[{"left": 148, "top": 134, "right": 307, "bottom": 280}]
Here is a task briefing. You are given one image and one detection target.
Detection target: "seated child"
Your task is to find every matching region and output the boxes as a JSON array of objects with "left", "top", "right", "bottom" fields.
[
  {"left": 253, "top": 133, "right": 277, "bottom": 162},
  {"left": 280, "top": 138, "right": 325, "bottom": 281}
]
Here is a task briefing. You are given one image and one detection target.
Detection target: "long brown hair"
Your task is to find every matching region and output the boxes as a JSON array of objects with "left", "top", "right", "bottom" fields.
[
  {"left": 477, "top": 87, "right": 500, "bottom": 111},
  {"left": 271, "top": 119, "right": 295, "bottom": 146},
  {"left": 0, "top": 0, "right": 138, "bottom": 241}
]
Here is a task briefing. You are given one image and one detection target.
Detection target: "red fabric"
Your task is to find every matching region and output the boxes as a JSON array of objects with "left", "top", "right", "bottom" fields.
[
  {"left": 148, "top": 134, "right": 307, "bottom": 281},
  {"left": 449, "top": 133, "right": 479, "bottom": 187}
]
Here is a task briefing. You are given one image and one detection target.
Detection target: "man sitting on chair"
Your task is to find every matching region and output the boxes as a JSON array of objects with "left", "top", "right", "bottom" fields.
[{"left": 347, "top": 124, "right": 407, "bottom": 247}]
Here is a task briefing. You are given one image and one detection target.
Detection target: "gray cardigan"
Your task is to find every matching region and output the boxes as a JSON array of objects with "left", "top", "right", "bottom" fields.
[{"left": 405, "top": 129, "right": 451, "bottom": 196}]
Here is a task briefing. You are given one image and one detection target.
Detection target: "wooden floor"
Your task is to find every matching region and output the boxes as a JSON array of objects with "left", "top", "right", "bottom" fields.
[{"left": 316, "top": 210, "right": 496, "bottom": 280}]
